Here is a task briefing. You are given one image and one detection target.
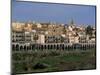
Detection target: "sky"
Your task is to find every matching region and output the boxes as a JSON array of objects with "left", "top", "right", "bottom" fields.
[{"left": 12, "top": 0, "right": 96, "bottom": 25}]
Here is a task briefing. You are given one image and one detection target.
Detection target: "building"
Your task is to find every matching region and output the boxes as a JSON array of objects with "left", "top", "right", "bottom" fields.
[
  {"left": 12, "top": 30, "right": 24, "bottom": 42},
  {"left": 24, "top": 31, "right": 31, "bottom": 42},
  {"left": 37, "top": 34, "right": 45, "bottom": 44},
  {"left": 11, "top": 21, "right": 96, "bottom": 51}
]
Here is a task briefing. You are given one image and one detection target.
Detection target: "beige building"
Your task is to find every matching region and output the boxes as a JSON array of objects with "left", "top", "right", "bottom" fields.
[
  {"left": 12, "top": 22, "right": 25, "bottom": 31},
  {"left": 12, "top": 22, "right": 96, "bottom": 44},
  {"left": 37, "top": 34, "right": 45, "bottom": 44}
]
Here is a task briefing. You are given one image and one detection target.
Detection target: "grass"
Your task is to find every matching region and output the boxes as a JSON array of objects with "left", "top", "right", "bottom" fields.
[{"left": 12, "top": 49, "right": 96, "bottom": 74}]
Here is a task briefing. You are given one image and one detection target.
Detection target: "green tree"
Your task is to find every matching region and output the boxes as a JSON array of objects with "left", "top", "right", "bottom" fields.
[{"left": 85, "top": 25, "right": 93, "bottom": 36}]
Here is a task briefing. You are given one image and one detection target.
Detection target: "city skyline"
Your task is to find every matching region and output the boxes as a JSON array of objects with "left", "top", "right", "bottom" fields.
[{"left": 12, "top": 1, "right": 96, "bottom": 26}]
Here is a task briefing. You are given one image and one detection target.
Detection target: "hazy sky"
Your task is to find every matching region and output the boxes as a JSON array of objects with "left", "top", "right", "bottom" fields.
[{"left": 12, "top": 0, "right": 96, "bottom": 25}]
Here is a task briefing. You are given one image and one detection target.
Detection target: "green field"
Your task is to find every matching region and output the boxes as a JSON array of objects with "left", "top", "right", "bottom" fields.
[{"left": 12, "top": 49, "right": 96, "bottom": 74}]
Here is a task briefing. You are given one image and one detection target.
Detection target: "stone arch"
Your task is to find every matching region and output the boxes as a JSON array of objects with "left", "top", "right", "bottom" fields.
[
  {"left": 16, "top": 44, "right": 19, "bottom": 51},
  {"left": 73, "top": 44, "right": 76, "bottom": 50},
  {"left": 57, "top": 44, "right": 59, "bottom": 50},
  {"left": 47, "top": 45, "right": 49, "bottom": 50},
  {"left": 59, "top": 44, "right": 62, "bottom": 50},
  {"left": 84, "top": 45, "right": 86, "bottom": 50},
  {"left": 48, "top": 45, "right": 51, "bottom": 50},
  {"left": 20, "top": 45, "right": 23, "bottom": 50},
  {"left": 41, "top": 45, "right": 43, "bottom": 50},
  {"left": 92, "top": 44, "right": 94, "bottom": 48},
  {"left": 65, "top": 45, "right": 67, "bottom": 50},
  {"left": 93, "top": 44, "right": 95, "bottom": 48},
  {"left": 83, "top": 45, "right": 85, "bottom": 50},
  {"left": 87, "top": 44, "right": 89, "bottom": 49},
  {"left": 42, "top": 45, "right": 44, "bottom": 50},
  {"left": 12, "top": 44, "right": 15, "bottom": 51},
  {"left": 80, "top": 44, "right": 82, "bottom": 50},
  {"left": 52, "top": 45, "right": 54, "bottom": 49},
  {"left": 32, "top": 44, "right": 35, "bottom": 50},
  {"left": 24, "top": 45, "right": 27, "bottom": 51},
  {"left": 81, "top": 44, "right": 84, "bottom": 50},
  {"left": 67, "top": 45, "right": 69, "bottom": 50},
  {"left": 44, "top": 45, "right": 46, "bottom": 50},
  {"left": 26, "top": 46, "right": 29, "bottom": 50},
  {"left": 63, "top": 44, "right": 65, "bottom": 50},
  {"left": 70, "top": 45, "right": 73, "bottom": 50},
  {"left": 54, "top": 44, "right": 56, "bottom": 50},
  {"left": 89, "top": 44, "right": 91, "bottom": 49},
  {"left": 29, "top": 45, "right": 31, "bottom": 50},
  {"left": 36, "top": 44, "right": 39, "bottom": 50},
  {"left": 51, "top": 45, "right": 53, "bottom": 50}
]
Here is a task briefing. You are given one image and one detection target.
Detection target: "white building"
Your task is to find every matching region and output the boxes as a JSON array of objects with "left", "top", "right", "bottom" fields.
[
  {"left": 24, "top": 32, "right": 31, "bottom": 42},
  {"left": 37, "top": 34, "right": 45, "bottom": 44}
]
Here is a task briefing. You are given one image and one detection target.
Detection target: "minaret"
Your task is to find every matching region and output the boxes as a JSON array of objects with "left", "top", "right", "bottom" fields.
[{"left": 68, "top": 19, "right": 75, "bottom": 31}]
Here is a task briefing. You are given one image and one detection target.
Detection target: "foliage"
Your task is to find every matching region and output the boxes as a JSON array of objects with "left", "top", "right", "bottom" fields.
[
  {"left": 12, "top": 49, "right": 96, "bottom": 74},
  {"left": 85, "top": 25, "right": 93, "bottom": 36}
]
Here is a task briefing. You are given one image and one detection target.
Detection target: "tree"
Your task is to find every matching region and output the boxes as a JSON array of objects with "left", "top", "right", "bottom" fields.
[{"left": 85, "top": 25, "right": 93, "bottom": 36}]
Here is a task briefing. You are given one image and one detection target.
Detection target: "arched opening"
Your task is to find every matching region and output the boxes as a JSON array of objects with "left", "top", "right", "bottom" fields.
[
  {"left": 63, "top": 44, "right": 65, "bottom": 50},
  {"left": 92, "top": 44, "right": 94, "bottom": 48},
  {"left": 57, "top": 44, "right": 59, "bottom": 50},
  {"left": 41, "top": 45, "right": 44, "bottom": 50},
  {"left": 38, "top": 44, "right": 40, "bottom": 50},
  {"left": 32, "top": 44, "right": 35, "bottom": 50},
  {"left": 80, "top": 45, "right": 82, "bottom": 50},
  {"left": 87, "top": 45, "right": 89, "bottom": 49},
  {"left": 89, "top": 44, "right": 91, "bottom": 49},
  {"left": 83, "top": 45, "right": 85, "bottom": 50},
  {"left": 65, "top": 45, "right": 67, "bottom": 50},
  {"left": 12, "top": 44, "right": 15, "bottom": 51},
  {"left": 67, "top": 45, "right": 70, "bottom": 51},
  {"left": 29, "top": 46, "right": 31, "bottom": 50},
  {"left": 36, "top": 44, "right": 39, "bottom": 50},
  {"left": 73, "top": 44, "right": 76, "bottom": 50},
  {"left": 52, "top": 45, "right": 54, "bottom": 49},
  {"left": 44, "top": 45, "right": 46, "bottom": 50},
  {"left": 16, "top": 44, "right": 19, "bottom": 51},
  {"left": 24, "top": 45, "right": 27, "bottom": 51},
  {"left": 51, "top": 45, "right": 53, "bottom": 50},
  {"left": 69, "top": 45, "right": 72, "bottom": 50},
  {"left": 60, "top": 44, "right": 62, "bottom": 50},
  {"left": 41, "top": 45, "right": 43, "bottom": 50},
  {"left": 26, "top": 46, "right": 29, "bottom": 50},
  {"left": 48, "top": 45, "right": 50, "bottom": 50},
  {"left": 84, "top": 45, "right": 87, "bottom": 50},
  {"left": 20, "top": 46, "right": 23, "bottom": 50},
  {"left": 53, "top": 45, "right": 55, "bottom": 50}
]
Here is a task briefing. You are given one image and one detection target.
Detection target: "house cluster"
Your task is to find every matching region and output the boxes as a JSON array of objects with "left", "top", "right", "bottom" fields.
[{"left": 12, "top": 21, "right": 96, "bottom": 44}]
